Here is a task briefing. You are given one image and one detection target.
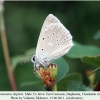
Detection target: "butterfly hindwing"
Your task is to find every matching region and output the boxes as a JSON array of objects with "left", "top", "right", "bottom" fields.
[{"left": 36, "top": 24, "right": 73, "bottom": 61}]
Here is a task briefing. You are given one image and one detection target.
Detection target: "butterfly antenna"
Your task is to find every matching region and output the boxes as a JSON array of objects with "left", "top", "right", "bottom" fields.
[{"left": 18, "top": 54, "right": 32, "bottom": 65}]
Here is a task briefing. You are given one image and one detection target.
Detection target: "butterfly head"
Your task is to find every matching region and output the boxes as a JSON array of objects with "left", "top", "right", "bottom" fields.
[
  {"left": 31, "top": 55, "right": 36, "bottom": 63},
  {"left": 31, "top": 55, "right": 41, "bottom": 69}
]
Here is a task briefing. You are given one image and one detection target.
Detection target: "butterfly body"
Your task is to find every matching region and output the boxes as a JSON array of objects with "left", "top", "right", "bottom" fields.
[
  {"left": 31, "top": 14, "right": 73, "bottom": 69},
  {"left": 31, "top": 55, "right": 50, "bottom": 69}
]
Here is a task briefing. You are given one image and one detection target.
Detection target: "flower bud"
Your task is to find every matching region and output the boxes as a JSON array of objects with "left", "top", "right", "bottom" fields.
[{"left": 34, "top": 63, "right": 58, "bottom": 91}]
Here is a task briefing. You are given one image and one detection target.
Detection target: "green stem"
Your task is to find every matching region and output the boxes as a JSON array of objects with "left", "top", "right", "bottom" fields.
[
  {"left": 52, "top": 83, "right": 57, "bottom": 91},
  {"left": 88, "top": 67, "right": 100, "bottom": 77}
]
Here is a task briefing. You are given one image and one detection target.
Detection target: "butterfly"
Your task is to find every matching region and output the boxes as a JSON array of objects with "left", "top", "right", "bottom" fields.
[{"left": 31, "top": 14, "right": 74, "bottom": 69}]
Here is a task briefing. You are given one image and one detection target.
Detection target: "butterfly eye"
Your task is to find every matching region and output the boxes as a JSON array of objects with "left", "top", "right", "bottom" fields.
[
  {"left": 32, "top": 56, "right": 35, "bottom": 61},
  {"left": 31, "top": 55, "right": 36, "bottom": 63}
]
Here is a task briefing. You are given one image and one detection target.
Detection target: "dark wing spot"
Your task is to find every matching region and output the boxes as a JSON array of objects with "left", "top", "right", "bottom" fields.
[
  {"left": 43, "top": 38, "right": 45, "bottom": 40},
  {"left": 42, "top": 49, "right": 43, "bottom": 51}
]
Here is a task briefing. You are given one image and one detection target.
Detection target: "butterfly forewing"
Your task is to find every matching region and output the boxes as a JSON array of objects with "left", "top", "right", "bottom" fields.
[
  {"left": 36, "top": 14, "right": 60, "bottom": 56},
  {"left": 40, "top": 14, "right": 60, "bottom": 34}
]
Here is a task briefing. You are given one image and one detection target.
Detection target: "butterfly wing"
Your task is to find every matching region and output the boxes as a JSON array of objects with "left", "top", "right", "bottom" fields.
[{"left": 36, "top": 14, "right": 73, "bottom": 65}]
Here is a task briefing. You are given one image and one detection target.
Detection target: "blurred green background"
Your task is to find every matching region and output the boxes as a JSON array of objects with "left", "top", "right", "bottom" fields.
[{"left": 0, "top": 1, "right": 100, "bottom": 91}]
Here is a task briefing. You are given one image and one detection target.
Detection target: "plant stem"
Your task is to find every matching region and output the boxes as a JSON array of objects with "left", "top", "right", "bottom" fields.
[
  {"left": 88, "top": 67, "right": 100, "bottom": 77},
  {"left": 0, "top": 10, "right": 17, "bottom": 91},
  {"left": 52, "top": 83, "right": 57, "bottom": 91}
]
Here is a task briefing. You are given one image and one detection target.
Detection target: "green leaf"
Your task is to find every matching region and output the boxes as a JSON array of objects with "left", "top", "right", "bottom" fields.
[
  {"left": 67, "top": 82, "right": 93, "bottom": 91},
  {"left": 0, "top": 64, "right": 12, "bottom": 90},
  {"left": 15, "top": 63, "right": 45, "bottom": 91},
  {"left": 54, "top": 57, "right": 69, "bottom": 83},
  {"left": 67, "top": 41, "right": 100, "bottom": 58},
  {"left": 19, "top": 80, "right": 46, "bottom": 90},
  {"left": 20, "top": 81, "right": 42, "bottom": 87},
  {"left": 25, "top": 48, "right": 36, "bottom": 55},
  {"left": 81, "top": 55, "right": 100, "bottom": 67},
  {"left": 93, "top": 30, "right": 100, "bottom": 40},
  {"left": 58, "top": 73, "right": 83, "bottom": 91},
  {"left": 52, "top": 83, "right": 57, "bottom": 91},
  {"left": 11, "top": 48, "right": 36, "bottom": 70},
  {"left": 79, "top": 55, "right": 100, "bottom": 86}
]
